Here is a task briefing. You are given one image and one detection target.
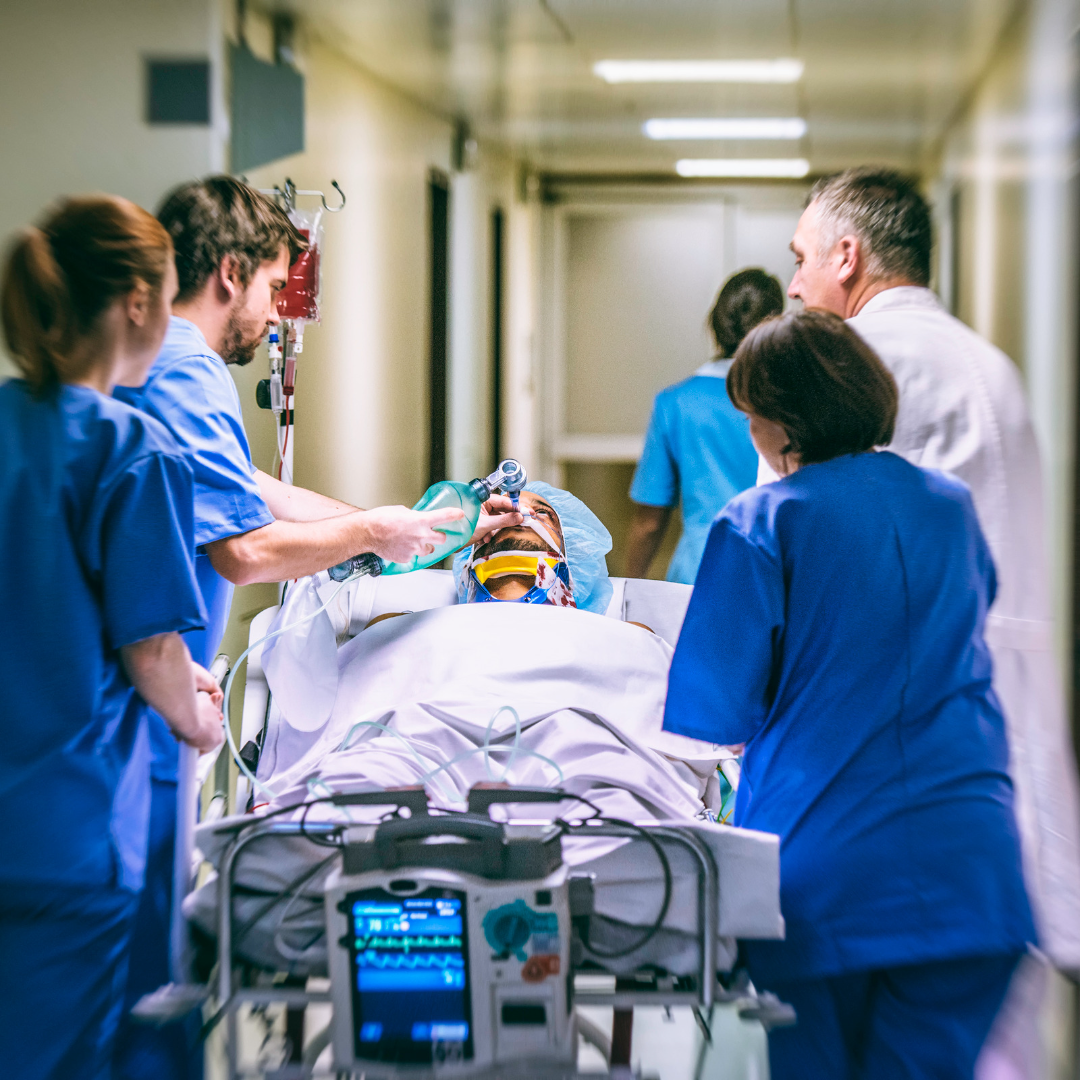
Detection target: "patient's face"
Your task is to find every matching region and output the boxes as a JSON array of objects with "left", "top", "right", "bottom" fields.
[{"left": 472, "top": 491, "right": 564, "bottom": 561}]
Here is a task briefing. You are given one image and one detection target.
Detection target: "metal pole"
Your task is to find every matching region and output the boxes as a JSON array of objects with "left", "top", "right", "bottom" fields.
[{"left": 169, "top": 741, "right": 200, "bottom": 983}]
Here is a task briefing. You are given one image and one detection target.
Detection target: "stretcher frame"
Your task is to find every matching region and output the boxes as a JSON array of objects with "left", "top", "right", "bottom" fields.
[
  {"left": 190, "top": 575, "right": 786, "bottom": 1077},
  {"left": 209, "top": 814, "right": 728, "bottom": 1080}
]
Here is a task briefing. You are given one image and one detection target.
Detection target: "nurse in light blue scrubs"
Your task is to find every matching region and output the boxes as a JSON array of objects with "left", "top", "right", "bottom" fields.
[
  {"left": 664, "top": 310, "right": 1035, "bottom": 1079},
  {"left": 0, "top": 196, "right": 223, "bottom": 1080},
  {"left": 626, "top": 268, "right": 783, "bottom": 582}
]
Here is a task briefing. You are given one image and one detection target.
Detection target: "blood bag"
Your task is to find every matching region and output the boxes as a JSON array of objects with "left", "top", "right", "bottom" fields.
[{"left": 277, "top": 205, "right": 324, "bottom": 322}]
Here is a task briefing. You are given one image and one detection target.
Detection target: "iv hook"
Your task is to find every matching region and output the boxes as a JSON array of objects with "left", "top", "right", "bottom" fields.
[{"left": 323, "top": 180, "right": 346, "bottom": 213}]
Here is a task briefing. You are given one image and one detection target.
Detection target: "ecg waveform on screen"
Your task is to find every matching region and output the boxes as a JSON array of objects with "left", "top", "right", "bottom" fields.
[
  {"left": 355, "top": 935, "right": 462, "bottom": 952},
  {"left": 356, "top": 950, "right": 466, "bottom": 970}
]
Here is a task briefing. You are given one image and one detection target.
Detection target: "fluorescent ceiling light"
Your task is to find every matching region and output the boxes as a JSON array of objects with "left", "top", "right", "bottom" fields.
[
  {"left": 675, "top": 158, "right": 811, "bottom": 178},
  {"left": 645, "top": 118, "right": 807, "bottom": 140},
  {"left": 594, "top": 59, "right": 804, "bottom": 84}
]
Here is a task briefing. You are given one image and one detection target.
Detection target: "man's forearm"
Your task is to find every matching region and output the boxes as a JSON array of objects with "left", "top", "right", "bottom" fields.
[
  {"left": 255, "top": 468, "right": 358, "bottom": 522},
  {"left": 209, "top": 503, "right": 472, "bottom": 586},
  {"left": 207, "top": 516, "right": 371, "bottom": 585}
]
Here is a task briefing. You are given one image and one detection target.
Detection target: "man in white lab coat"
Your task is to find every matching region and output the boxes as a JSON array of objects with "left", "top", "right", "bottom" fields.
[{"left": 784, "top": 167, "right": 1080, "bottom": 1074}]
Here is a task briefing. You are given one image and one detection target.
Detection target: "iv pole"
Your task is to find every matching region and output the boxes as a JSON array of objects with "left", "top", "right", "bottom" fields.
[{"left": 254, "top": 179, "right": 346, "bottom": 487}]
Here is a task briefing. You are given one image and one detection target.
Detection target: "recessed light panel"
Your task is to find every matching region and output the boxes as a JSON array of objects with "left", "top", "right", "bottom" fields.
[
  {"left": 594, "top": 59, "right": 804, "bottom": 84},
  {"left": 645, "top": 118, "right": 807, "bottom": 140},
  {"left": 675, "top": 158, "right": 811, "bottom": 178}
]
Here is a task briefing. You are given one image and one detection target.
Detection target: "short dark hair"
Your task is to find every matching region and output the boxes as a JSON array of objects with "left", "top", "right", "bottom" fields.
[
  {"left": 808, "top": 167, "right": 932, "bottom": 287},
  {"left": 157, "top": 176, "right": 307, "bottom": 302},
  {"left": 727, "top": 309, "right": 898, "bottom": 465},
  {"left": 709, "top": 268, "right": 785, "bottom": 358}
]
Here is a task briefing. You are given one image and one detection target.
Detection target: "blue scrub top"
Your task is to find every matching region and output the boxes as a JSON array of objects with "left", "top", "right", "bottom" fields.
[
  {"left": 630, "top": 361, "right": 758, "bottom": 584},
  {"left": 116, "top": 317, "right": 273, "bottom": 779},
  {"left": 0, "top": 380, "right": 205, "bottom": 890},
  {"left": 663, "top": 451, "right": 1035, "bottom": 982}
]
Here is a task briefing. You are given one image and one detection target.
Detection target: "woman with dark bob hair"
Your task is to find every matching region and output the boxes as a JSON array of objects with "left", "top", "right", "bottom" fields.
[{"left": 663, "top": 310, "right": 1034, "bottom": 1079}]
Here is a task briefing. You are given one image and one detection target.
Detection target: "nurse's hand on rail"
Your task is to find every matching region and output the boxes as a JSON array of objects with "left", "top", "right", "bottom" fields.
[
  {"left": 361, "top": 505, "right": 467, "bottom": 562},
  {"left": 473, "top": 494, "right": 523, "bottom": 545},
  {"left": 121, "top": 631, "right": 223, "bottom": 754},
  {"left": 193, "top": 661, "right": 224, "bottom": 710},
  {"left": 189, "top": 691, "right": 225, "bottom": 754}
]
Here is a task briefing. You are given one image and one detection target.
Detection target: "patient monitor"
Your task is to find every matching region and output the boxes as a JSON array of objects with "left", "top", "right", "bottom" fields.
[{"left": 326, "top": 813, "right": 575, "bottom": 1078}]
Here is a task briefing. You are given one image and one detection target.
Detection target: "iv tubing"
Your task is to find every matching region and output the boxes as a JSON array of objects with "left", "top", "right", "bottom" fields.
[
  {"left": 224, "top": 584, "right": 566, "bottom": 810},
  {"left": 328, "top": 706, "right": 564, "bottom": 809},
  {"left": 418, "top": 705, "right": 565, "bottom": 793},
  {"left": 336, "top": 719, "right": 460, "bottom": 804},
  {"left": 222, "top": 577, "right": 350, "bottom": 804}
]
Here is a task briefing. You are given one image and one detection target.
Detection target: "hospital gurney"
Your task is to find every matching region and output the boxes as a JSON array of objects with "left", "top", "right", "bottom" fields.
[
  {"left": 235, "top": 571, "right": 700, "bottom": 811},
  {"left": 181, "top": 572, "right": 789, "bottom": 1078}
]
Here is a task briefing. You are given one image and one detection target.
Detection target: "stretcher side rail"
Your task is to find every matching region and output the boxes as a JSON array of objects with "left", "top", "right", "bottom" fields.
[{"left": 208, "top": 815, "right": 735, "bottom": 1079}]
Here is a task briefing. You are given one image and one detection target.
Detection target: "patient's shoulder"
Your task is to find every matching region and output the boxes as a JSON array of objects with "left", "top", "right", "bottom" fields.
[{"left": 363, "top": 611, "right": 408, "bottom": 631}]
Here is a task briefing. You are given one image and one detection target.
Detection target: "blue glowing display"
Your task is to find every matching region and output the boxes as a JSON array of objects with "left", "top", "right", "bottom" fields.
[{"left": 346, "top": 888, "right": 473, "bottom": 1063}]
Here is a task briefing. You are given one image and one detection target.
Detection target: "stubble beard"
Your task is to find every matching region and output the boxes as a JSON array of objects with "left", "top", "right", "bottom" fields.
[
  {"left": 472, "top": 533, "right": 551, "bottom": 562},
  {"left": 220, "top": 301, "right": 263, "bottom": 367}
]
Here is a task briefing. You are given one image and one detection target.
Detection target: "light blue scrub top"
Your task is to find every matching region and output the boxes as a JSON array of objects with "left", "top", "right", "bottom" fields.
[
  {"left": 629, "top": 360, "right": 758, "bottom": 584},
  {"left": 0, "top": 380, "right": 205, "bottom": 890},
  {"left": 116, "top": 317, "right": 273, "bottom": 779},
  {"left": 663, "top": 452, "right": 1035, "bottom": 983}
]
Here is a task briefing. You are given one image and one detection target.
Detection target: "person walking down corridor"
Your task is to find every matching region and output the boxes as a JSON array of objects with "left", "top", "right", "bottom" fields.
[{"left": 626, "top": 268, "right": 782, "bottom": 583}]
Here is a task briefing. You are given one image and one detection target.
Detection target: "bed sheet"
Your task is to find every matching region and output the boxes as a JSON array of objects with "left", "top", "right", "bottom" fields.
[{"left": 258, "top": 602, "right": 726, "bottom": 818}]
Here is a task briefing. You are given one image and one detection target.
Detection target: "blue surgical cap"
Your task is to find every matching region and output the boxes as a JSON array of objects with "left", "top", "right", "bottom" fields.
[{"left": 453, "top": 480, "right": 613, "bottom": 614}]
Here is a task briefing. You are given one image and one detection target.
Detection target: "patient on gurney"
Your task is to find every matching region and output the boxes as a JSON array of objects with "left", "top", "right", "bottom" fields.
[
  {"left": 188, "top": 484, "right": 735, "bottom": 978},
  {"left": 257, "top": 482, "right": 725, "bottom": 824},
  {"left": 455, "top": 483, "right": 612, "bottom": 611},
  {"left": 361, "top": 482, "right": 615, "bottom": 629}
]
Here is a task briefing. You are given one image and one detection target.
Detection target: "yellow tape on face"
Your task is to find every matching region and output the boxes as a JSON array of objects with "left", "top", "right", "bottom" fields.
[{"left": 472, "top": 553, "right": 558, "bottom": 586}]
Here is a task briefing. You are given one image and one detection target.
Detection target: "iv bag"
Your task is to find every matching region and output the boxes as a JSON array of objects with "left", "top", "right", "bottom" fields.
[{"left": 277, "top": 204, "right": 323, "bottom": 322}]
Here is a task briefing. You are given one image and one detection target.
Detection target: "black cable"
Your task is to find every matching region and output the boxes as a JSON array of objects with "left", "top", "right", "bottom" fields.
[
  {"left": 554, "top": 793, "right": 674, "bottom": 960},
  {"left": 200, "top": 848, "right": 342, "bottom": 1043},
  {"left": 299, "top": 797, "right": 347, "bottom": 849},
  {"left": 230, "top": 802, "right": 405, "bottom": 948},
  {"left": 231, "top": 850, "right": 340, "bottom": 950}
]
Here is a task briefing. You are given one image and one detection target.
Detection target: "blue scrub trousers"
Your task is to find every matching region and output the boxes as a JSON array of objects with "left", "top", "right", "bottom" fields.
[
  {"left": 113, "top": 777, "right": 204, "bottom": 1080},
  {"left": 0, "top": 882, "right": 138, "bottom": 1080},
  {"left": 762, "top": 953, "right": 1021, "bottom": 1080}
]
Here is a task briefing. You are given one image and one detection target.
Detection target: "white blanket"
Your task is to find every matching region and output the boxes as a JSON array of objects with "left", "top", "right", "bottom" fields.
[{"left": 259, "top": 602, "right": 725, "bottom": 822}]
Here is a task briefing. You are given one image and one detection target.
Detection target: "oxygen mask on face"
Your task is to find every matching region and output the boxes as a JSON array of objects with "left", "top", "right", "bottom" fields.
[{"left": 463, "top": 500, "right": 575, "bottom": 608}]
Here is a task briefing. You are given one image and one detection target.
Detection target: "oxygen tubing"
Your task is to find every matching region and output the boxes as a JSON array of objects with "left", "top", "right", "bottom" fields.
[
  {"left": 223, "top": 584, "right": 565, "bottom": 811},
  {"left": 221, "top": 578, "right": 351, "bottom": 804}
]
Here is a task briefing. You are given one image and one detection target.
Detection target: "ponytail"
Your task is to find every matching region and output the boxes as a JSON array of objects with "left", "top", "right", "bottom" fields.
[
  {"left": 1, "top": 228, "right": 75, "bottom": 393},
  {"left": 1, "top": 196, "right": 172, "bottom": 395},
  {"left": 710, "top": 268, "right": 785, "bottom": 359}
]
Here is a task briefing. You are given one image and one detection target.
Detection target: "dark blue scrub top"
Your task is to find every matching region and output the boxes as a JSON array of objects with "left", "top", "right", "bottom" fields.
[
  {"left": 663, "top": 451, "right": 1035, "bottom": 982},
  {"left": 0, "top": 380, "right": 205, "bottom": 890},
  {"left": 630, "top": 363, "right": 758, "bottom": 584},
  {"left": 116, "top": 318, "right": 273, "bottom": 780}
]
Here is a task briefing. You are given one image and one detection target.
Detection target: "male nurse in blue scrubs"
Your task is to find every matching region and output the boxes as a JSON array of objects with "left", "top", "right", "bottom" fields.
[{"left": 113, "top": 176, "right": 520, "bottom": 1080}]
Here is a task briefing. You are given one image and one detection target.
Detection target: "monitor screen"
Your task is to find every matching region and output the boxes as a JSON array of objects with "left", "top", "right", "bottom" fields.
[{"left": 346, "top": 886, "right": 473, "bottom": 1063}]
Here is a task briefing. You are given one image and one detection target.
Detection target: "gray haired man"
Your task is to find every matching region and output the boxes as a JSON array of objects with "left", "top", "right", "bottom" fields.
[{"left": 786, "top": 167, "right": 1080, "bottom": 1074}]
